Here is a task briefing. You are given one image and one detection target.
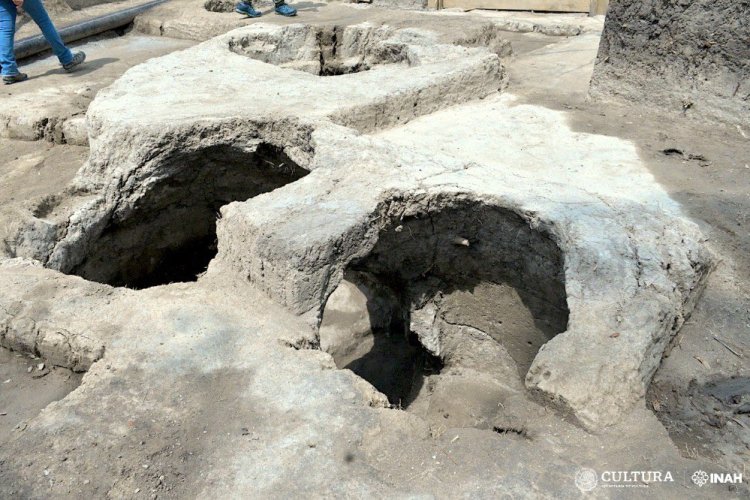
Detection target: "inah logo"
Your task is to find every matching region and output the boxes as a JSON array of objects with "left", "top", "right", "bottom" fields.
[
  {"left": 575, "top": 468, "right": 598, "bottom": 492},
  {"left": 691, "top": 470, "right": 744, "bottom": 486},
  {"left": 692, "top": 470, "right": 709, "bottom": 487}
]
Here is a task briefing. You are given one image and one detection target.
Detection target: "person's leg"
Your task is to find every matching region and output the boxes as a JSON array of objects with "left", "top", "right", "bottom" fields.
[
  {"left": 0, "top": 0, "right": 19, "bottom": 76},
  {"left": 21, "top": 0, "right": 73, "bottom": 66}
]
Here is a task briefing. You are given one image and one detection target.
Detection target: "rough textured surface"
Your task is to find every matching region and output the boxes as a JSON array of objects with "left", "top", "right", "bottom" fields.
[
  {"left": 1, "top": 35, "right": 194, "bottom": 144},
  {"left": 214, "top": 117, "right": 713, "bottom": 430},
  {"left": 5, "top": 23, "right": 506, "bottom": 270},
  {"left": 0, "top": 262, "right": 716, "bottom": 498},
  {"left": 3, "top": 21, "right": 715, "bottom": 432},
  {"left": 2, "top": 9, "right": 745, "bottom": 497},
  {"left": 590, "top": 0, "right": 750, "bottom": 126},
  {"left": 138, "top": 0, "right": 602, "bottom": 42}
]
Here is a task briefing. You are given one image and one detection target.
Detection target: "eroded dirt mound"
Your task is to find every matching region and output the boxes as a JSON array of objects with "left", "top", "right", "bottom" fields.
[{"left": 590, "top": 0, "right": 750, "bottom": 126}]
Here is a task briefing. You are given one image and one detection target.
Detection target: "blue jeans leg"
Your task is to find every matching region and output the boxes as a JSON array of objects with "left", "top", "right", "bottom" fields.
[
  {"left": 22, "top": 0, "right": 73, "bottom": 66},
  {"left": 0, "top": 0, "right": 19, "bottom": 76}
]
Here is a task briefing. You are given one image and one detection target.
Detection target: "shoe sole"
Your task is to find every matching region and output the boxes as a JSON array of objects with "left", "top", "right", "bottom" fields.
[
  {"left": 3, "top": 76, "right": 28, "bottom": 85},
  {"left": 64, "top": 53, "right": 87, "bottom": 73},
  {"left": 236, "top": 9, "right": 261, "bottom": 17}
]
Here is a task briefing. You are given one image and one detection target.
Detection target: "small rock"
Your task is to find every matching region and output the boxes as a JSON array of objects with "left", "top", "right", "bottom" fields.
[
  {"left": 3, "top": 379, "right": 11, "bottom": 384},
  {"left": 135, "top": 488, "right": 140, "bottom": 493},
  {"left": 706, "top": 414, "right": 725, "bottom": 428},
  {"left": 83, "top": 479, "right": 90, "bottom": 485},
  {"left": 204, "top": 0, "right": 234, "bottom": 12},
  {"left": 37, "top": 363, "right": 45, "bottom": 371},
  {"left": 27, "top": 366, "right": 32, "bottom": 373}
]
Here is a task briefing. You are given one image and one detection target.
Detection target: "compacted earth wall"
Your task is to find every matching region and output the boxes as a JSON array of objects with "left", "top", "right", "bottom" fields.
[{"left": 590, "top": 0, "right": 750, "bottom": 126}]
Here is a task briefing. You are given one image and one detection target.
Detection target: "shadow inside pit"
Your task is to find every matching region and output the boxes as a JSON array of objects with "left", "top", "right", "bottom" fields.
[
  {"left": 342, "top": 313, "right": 443, "bottom": 409},
  {"left": 320, "top": 197, "right": 569, "bottom": 408},
  {"left": 67, "top": 143, "right": 308, "bottom": 289}
]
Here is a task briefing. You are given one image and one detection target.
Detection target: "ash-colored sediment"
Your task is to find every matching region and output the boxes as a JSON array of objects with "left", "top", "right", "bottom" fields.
[{"left": 0, "top": 19, "right": 721, "bottom": 499}]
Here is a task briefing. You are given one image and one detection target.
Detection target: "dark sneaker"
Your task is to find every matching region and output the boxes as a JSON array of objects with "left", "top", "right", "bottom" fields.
[
  {"left": 274, "top": 2, "right": 296, "bottom": 16},
  {"left": 2, "top": 73, "right": 28, "bottom": 85},
  {"left": 236, "top": 1, "right": 261, "bottom": 17},
  {"left": 63, "top": 51, "right": 86, "bottom": 72}
]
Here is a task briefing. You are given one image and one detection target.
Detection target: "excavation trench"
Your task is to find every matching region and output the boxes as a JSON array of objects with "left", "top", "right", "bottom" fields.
[
  {"left": 320, "top": 198, "right": 569, "bottom": 424},
  {"left": 67, "top": 143, "right": 308, "bottom": 288}
]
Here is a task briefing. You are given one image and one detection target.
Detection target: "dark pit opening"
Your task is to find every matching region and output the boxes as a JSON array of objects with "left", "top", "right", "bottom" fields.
[
  {"left": 69, "top": 143, "right": 308, "bottom": 289},
  {"left": 320, "top": 271, "right": 446, "bottom": 408},
  {"left": 343, "top": 327, "right": 444, "bottom": 409},
  {"left": 321, "top": 197, "right": 569, "bottom": 418}
]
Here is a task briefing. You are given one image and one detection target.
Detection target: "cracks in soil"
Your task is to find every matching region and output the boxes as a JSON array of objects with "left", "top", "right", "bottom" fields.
[{"left": 492, "top": 425, "right": 529, "bottom": 439}]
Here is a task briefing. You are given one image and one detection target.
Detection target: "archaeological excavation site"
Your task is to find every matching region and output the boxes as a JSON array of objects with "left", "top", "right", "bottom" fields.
[{"left": 0, "top": 0, "right": 748, "bottom": 497}]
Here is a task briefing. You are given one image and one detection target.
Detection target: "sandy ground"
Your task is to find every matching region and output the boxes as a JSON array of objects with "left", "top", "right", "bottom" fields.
[
  {"left": 0, "top": 3, "right": 747, "bottom": 495},
  {"left": 506, "top": 32, "right": 750, "bottom": 470},
  {"left": 0, "top": 347, "right": 83, "bottom": 445},
  {"left": 1, "top": 34, "right": 194, "bottom": 142}
]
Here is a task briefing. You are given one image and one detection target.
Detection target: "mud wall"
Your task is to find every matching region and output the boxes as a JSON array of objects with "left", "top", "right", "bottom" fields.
[{"left": 590, "top": 0, "right": 750, "bottom": 126}]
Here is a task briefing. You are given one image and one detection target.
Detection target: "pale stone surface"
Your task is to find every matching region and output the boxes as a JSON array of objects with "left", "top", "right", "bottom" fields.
[
  {"left": 0, "top": 13, "right": 728, "bottom": 499},
  {"left": 4, "top": 21, "right": 714, "bottom": 431},
  {"left": 1, "top": 35, "right": 194, "bottom": 144}
]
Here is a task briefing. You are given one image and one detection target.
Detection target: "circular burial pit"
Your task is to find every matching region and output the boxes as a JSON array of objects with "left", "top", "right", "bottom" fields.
[
  {"left": 227, "top": 24, "right": 409, "bottom": 77},
  {"left": 320, "top": 198, "right": 569, "bottom": 426},
  {"left": 67, "top": 143, "right": 308, "bottom": 289}
]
